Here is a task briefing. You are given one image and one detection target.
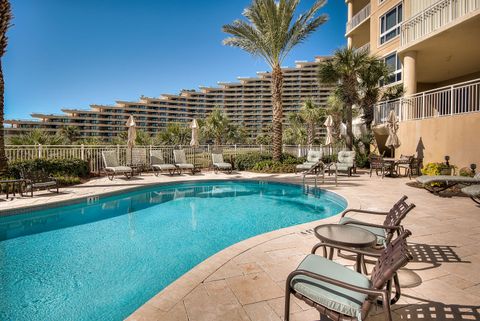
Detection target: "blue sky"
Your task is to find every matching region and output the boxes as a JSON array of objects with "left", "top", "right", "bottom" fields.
[{"left": 4, "top": 0, "right": 346, "bottom": 120}]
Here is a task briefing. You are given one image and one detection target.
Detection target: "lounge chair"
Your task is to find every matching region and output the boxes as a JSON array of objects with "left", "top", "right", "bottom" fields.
[
  {"left": 212, "top": 153, "right": 232, "bottom": 173},
  {"left": 285, "top": 230, "right": 413, "bottom": 321},
  {"left": 396, "top": 155, "right": 414, "bottom": 178},
  {"left": 416, "top": 173, "right": 480, "bottom": 194},
  {"left": 329, "top": 151, "right": 356, "bottom": 176},
  {"left": 368, "top": 154, "right": 391, "bottom": 178},
  {"left": 150, "top": 150, "right": 177, "bottom": 176},
  {"left": 462, "top": 184, "right": 480, "bottom": 205},
  {"left": 102, "top": 150, "right": 133, "bottom": 180},
  {"left": 130, "top": 148, "right": 148, "bottom": 173},
  {"left": 337, "top": 195, "right": 415, "bottom": 248},
  {"left": 21, "top": 169, "right": 59, "bottom": 197},
  {"left": 296, "top": 150, "right": 323, "bottom": 174},
  {"left": 173, "top": 150, "right": 195, "bottom": 175}
]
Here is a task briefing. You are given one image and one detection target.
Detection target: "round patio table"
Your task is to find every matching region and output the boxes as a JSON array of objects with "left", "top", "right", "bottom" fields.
[{"left": 313, "top": 224, "right": 377, "bottom": 272}]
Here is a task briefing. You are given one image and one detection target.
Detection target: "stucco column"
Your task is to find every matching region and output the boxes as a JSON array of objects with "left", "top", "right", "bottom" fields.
[
  {"left": 403, "top": 51, "right": 417, "bottom": 95},
  {"left": 347, "top": 36, "right": 352, "bottom": 49},
  {"left": 347, "top": 0, "right": 353, "bottom": 21}
]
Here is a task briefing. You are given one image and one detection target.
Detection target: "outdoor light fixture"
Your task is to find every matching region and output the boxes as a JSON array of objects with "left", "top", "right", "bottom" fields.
[
  {"left": 471, "top": 163, "right": 477, "bottom": 174},
  {"left": 445, "top": 155, "right": 450, "bottom": 166}
]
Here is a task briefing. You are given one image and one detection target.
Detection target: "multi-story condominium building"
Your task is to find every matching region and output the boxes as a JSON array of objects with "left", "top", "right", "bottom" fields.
[
  {"left": 4, "top": 56, "right": 333, "bottom": 142},
  {"left": 346, "top": 0, "right": 480, "bottom": 167}
]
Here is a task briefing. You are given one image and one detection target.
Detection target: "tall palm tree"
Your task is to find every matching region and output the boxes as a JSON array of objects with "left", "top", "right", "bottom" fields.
[
  {"left": 318, "top": 47, "right": 371, "bottom": 150},
  {"left": 299, "top": 99, "right": 326, "bottom": 145},
  {"left": 155, "top": 122, "right": 191, "bottom": 146},
  {"left": 8, "top": 129, "right": 64, "bottom": 145},
  {"left": 0, "top": 0, "right": 13, "bottom": 171},
  {"left": 223, "top": 0, "right": 327, "bottom": 160},
  {"left": 203, "top": 109, "right": 231, "bottom": 146}
]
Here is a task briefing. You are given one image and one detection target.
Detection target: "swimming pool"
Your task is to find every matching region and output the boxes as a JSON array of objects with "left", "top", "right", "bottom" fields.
[{"left": 0, "top": 180, "right": 346, "bottom": 320}]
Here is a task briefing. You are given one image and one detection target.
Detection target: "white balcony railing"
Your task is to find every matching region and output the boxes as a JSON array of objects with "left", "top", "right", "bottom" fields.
[
  {"left": 374, "top": 78, "right": 480, "bottom": 124},
  {"left": 346, "top": 3, "right": 371, "bottom": 32},
  {"left": 355, "top": 43, "right": 370, "bottom": 53},
  {"left": 401, "top": 0, "right": 480, "bottom": 46}
]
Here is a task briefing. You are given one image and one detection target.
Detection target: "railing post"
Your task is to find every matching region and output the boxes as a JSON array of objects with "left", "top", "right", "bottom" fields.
[
  {"left": 260, "top": 144, "right": 263, "bottom": 153},
  {"left": 282, "top": 144, "right": 286, "bottom": 153},
  {"left": 422, "top": 92, "right": 426, "bottom": 119},
  {"left": 38, "top": 144, "right": 42, "bottom": 158},
  {"left": 116, "top": 144, "right": 120, "bottom": 161},
  {"left": 81, "top": 144, "right": 85, "bottom": 160},
  {"left": 298, "top": 144, "right": 301, "bottom": 158},
  {"left": 450, "top": 85, "right": 455, "bottom": 116}
]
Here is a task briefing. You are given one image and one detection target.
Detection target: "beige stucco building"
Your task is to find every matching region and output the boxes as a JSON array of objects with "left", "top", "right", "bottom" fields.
[
  {"left": 347, "top": 0, "right": 480, "bottom": 168},
  {"left": 4, "top": 57, "right": 333, "bottom": 142}
]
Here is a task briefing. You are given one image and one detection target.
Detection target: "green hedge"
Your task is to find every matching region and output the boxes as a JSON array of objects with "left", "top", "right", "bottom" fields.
[
  {"left": 7, "top": 158, "right": 90, "bottom": 179},
  {"left": 235, "top": 152, "right": 304, "bottom": 173}
]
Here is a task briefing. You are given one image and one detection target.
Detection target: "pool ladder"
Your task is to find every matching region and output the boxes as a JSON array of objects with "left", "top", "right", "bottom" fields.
[{"left": 302, "top": 162, "right": 338, "bottom": 195}]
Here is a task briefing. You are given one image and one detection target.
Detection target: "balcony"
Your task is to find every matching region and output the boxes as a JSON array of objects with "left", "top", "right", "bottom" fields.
[
  {"left": 374, "top": 78, "right": 480, "bottom": 124},
  {"left": 346, "top": 3, "right": 371, "bottom": 33},
  {"left": 401, "top": 0, "right": 480, "bottom": 47},
  {"left": 354, "top": 43, "right": 370, "bottom": 53}
]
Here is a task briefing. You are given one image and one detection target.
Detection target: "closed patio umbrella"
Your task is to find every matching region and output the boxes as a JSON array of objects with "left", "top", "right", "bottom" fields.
[
  {"left": 385, "top": 110, "right": 401, "bottom": 156},
  {"left": 126, "top": 115, "right": 136, "bottom": 164},
  {"left": 324, "top": 115, "right": 335, "bottom": 158},
  {"left": 190, "top": 119, "right": 199, "bottom": 171}
]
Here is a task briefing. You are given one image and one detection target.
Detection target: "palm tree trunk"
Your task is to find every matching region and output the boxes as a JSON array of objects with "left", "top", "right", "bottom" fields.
[
  {"left": 307, "top": 122, "right": 314, "bottom": 146},
  {"left": 346, "top": 105, "right": 353, "bottom": 150},
  {"left": 271, "top": 64, "right": 283, "bottom": 161},
  {"left": 0, "top": 61, "right": 7, "bottom": 171}
]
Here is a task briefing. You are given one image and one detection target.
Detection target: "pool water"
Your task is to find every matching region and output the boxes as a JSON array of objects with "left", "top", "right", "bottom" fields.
[{"left": 0, "top": 180, "right": 346, "bottom": 320}]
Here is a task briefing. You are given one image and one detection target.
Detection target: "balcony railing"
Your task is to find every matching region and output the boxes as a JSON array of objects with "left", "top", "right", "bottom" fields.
[
  {"left": 354, "top": 43, "right": 370, "bottom": 53},
  {"left": 374, "top": 78, "right": 480, "bottom": 124},
  {"left": 401, "top": 0, "right": 480, "bottom": 47},
  {"left": 346, "top": 3, "right": 371, "bottom": 32}
]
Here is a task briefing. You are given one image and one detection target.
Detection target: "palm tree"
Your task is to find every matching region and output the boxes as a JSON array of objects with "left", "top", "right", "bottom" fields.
[
  {"left": 60, "top": 125, "right": 80, "bottom": 144},
  {"left": 8, "top": 129, "right": 64, "bottom": 145},
  {"left": 0, "top": 0, "right": 13, "bottom": 171},
  {"left": 203, "top": 109, "right": 232, "bottom": 146},
  {"left": 318, "top": 47, "right": 371, "bottom": 150},
  {"left": 223, "top": 0, "right": 327, "bottom": 160},
  {"left": 155, "top": 122, "right": 191, "bottom": 146},
  {"left": 299, "top": 99, "right": 326, "bottom": 145},
  {"left": 285, "top": 112, "right": 307, "bottom": 144}
]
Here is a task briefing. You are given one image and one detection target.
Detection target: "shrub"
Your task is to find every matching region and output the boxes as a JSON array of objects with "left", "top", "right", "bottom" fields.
[
  {"left": 53, "top": 175, "right": 82, "bottom": 186},
  {"left": 7, "top": 158, "right": 90, "bottom": 179},
  {"left": 421, "top": 162, "right": 454, "bottom": 176},
  {"left": 234, "top": 152, "right": 272, "bottom": 170},
  {"left": 252, "top": 160, "right": 298, "bottom": 173},
  {"left": 234, "top": 152, "right": 304, "bottom": 172},
  {"left": 459, "top": 167, "right": 474, "bottom": 177}
]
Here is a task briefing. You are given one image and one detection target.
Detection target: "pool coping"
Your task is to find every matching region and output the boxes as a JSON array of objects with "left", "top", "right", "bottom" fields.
[{"left": 124, "top": 176, "right": 360, "bottom": 320}]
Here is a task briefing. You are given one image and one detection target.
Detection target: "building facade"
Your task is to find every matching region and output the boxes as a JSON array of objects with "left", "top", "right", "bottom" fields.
[
  {"left": 5, "top": 57, "right": 333, "bottom": 142},
  {"left": 346, "top": 0, "right": 480, "bottom": 167}
]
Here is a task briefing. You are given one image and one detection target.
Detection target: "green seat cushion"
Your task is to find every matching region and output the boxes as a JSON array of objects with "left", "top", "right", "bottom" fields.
[
  {"left": 339, "top": 217, "right": 386, "bottom": 246},
  {"left": 291, "top": 254, "right": 370, "bottom": 318}
]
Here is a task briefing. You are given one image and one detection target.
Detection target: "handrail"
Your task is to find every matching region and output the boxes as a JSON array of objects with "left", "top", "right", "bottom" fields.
[{"left": 346, "top": 3, "right": 371, "bottom": 32}]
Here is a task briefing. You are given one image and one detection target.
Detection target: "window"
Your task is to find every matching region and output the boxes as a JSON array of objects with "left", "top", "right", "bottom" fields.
[
  {"left": 380, "top": 3, "right": 402, "bottom": 44},
  {"left": 382, "top": 52, "right": 402, "bottom": 85}
]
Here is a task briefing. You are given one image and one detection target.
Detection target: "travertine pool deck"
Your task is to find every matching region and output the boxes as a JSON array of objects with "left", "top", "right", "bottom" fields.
[{"left": 2, "top": 171, "right": 479, "bottom": 320}]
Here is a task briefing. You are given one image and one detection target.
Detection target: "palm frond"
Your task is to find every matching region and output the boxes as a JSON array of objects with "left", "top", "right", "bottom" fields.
[{"left": 0, "top": 0, "right": 13, "bottom": 56}]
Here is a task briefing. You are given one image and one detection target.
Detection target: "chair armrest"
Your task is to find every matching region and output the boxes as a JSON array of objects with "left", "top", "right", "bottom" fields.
[
  {"left": 311, "top": 242, "right": 382, "bottom": 258},
  {"left": 287, "top": 269, "right": 384, "bottom": 297},
  {"left": 341, "top": 208, "right": 389, "bottom": 218},
  {"left": 342, "top": 221, "right": 403, "bottom": 231}
]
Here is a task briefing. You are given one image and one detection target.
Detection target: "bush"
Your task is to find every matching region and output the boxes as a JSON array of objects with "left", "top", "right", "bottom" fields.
[
  {"left": 421, "top": 162, "right": 455, "bottom": 176},
  {"left": 234, "top": 152, "right": 272, "bottom": 170},
  {"left": 234, "top": 152, "right": 304, "bottom": 173},
  {"left": 252, "top": 160, "right": 298, "bottom": 173},
  {"left": 7, "top": 158, "right": 90, "bottom": 179},
  {"left": 53, "top": 175, "right": 82, "bottom": 186},
  {"left": 459, "top": 167, "right": 474, "bottom": 177}
]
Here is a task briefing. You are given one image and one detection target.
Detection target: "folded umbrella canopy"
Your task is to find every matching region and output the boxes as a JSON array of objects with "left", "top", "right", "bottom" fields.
[
  {"left": 126, "top": 115, "right": 137, "bottom": 149},
  {"left": 385, "top": 110, "right": 401, "bottom": 153},
  {"left": 324, "top": 115, "right": 335, "bottom": 146}
]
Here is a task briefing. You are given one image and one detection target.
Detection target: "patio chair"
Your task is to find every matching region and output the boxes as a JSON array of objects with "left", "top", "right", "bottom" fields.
[
  {"left": 285, "top": 230, "right": 413, "bottom": 321},
  {"left": 329, "top": 151, "right": 356, "bottom": 176},
  {"left": 150, "top": 150, "right": 177, "bottom": 176},
  {"left": 338, "top": 195, "right": 415, "bottom": 248},
  {"left": 211, "top": 153, "right": 232, "bottom": 174},
  {"left": 295, "top": 150, "right": 323, "bottom": 174},
  {"left": 396, "top": 155, "right": 414, "bottom": 179},
  {"left": 101, "top": 150, "right": 133, "bottom": 180},
  {"left": 461, "top": 184, "right": 480, "bottom": 205},
  {"left": 173, "top": 149, "right": 195, "bottom": 175},
  {"left": 368, "top": 154, "right": 390, "bottom": 178},
  {"left": 416, "top": 173, "right": 480, "bottom": 194},
  {"left": 21, "top": 169, "right": 59, "bottom": 197},
  {"left": 130, "top": 148, "right": 148, "bottom": 172}
]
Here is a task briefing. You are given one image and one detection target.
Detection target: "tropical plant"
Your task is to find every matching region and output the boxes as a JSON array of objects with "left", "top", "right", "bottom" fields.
[
  {"left": 318, "top": 48, "right": 372, "bottom": 150},
  {"left": 155, "top": 122, "right": 191, "bottom": 146},
  {"left": 381, "top": 84, "right": 405, "bottom": 101},
  {"left": 223, "top": 0, "right": 327, "bottom": 160},
  {"left": 8, "top": 129, "right": 64, "bottom": 145},
  {"left": 284, "top": 112, "right": 307, "bottom": 144},
  {"left": 202, "top": 109, "right": 231, "bottom": 145},
  {"left": 113, "top": 129, "right": 153, "bottom": 146},
  {"left": 78, "top": 137, "right": 104, "bottom": 145},
  {"left": 296, "top": 99, "right": 326, "bottom": 144},
  {"left": 60, "top": 125, "right": 81, "bottom": 144},
  {"left": 255, "top": 124, "right": 273, "bottom": 145},
  {"left": 0, "top": 0, "right": 13, "bottom": 171}
]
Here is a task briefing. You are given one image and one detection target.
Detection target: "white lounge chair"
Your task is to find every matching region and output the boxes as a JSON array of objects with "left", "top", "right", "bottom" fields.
[
  {"left": 102, "top": 151, "right": 133, "bottom": 180},
  {"left": 150, "top": 150, "right": 177, "bottom": 176},
  {"left": 416, "top": 173, "right": 480, "bottom": 194},
  {"left": 212, "top": 153, "right": 232, "bottom": 173},
  {"left": 462, "top": 184, "right": 480, "bottom": 205},
  {"left": 173, "top": 150, "right": 195, "bottom": 175},
  {"left": 296, "top": 150, "right": 323, "bottom": 173}
]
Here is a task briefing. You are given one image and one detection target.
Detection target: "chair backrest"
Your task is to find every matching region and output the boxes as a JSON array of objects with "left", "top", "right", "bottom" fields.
[
  {"left": 173, "top": 150, "right": 187, "bottom": 164},
  {"left": 383, "top": 195, "right": 415, "bottom": 228},
  {"left": 212, "top": 153, "right": 225, "bottom": 164},
  {"left": 370, "top": 230, "right": 413, "bottom": 290},
  {"left": 337, "top": 151, "right": 356, "bottom": 165},
  {"left": 369, "top": 154, "right": 384, "bottom": 169},
  {"left": 21, "top": 168, "right": 51, "bottom": 183},
  {"left": 306, "top": 150, "right": 323, "bottom": 163},
  {"left": 102, "top": 151, "right": 119, "bottom": 168},
  {"left": 150, "top": 150, "right": 165, "bottom": 165},
  {"left": 132, "top": 148, "right": 147, "bottom": 165}
]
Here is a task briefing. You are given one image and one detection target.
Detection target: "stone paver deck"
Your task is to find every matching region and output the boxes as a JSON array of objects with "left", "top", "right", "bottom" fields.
[{"left": 2, "top": 171, "right": 479, "bottom": 320}]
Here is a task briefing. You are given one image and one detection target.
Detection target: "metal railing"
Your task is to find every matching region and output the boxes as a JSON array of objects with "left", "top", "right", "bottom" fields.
[
  {"left": 5, "top": 144, "right": 345, "bottom": 174},
  {"left": 401, "top": 0, "right": 480, "bottom": 46},
  {"left": 374, "top": 78, "right": 480, "bottom": 124},
  {"left": 346, "top": 3, "right": 371, "bottom": 32},
  {"left": 354, "top": 43, "right": 370, "bottom": 53}
]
